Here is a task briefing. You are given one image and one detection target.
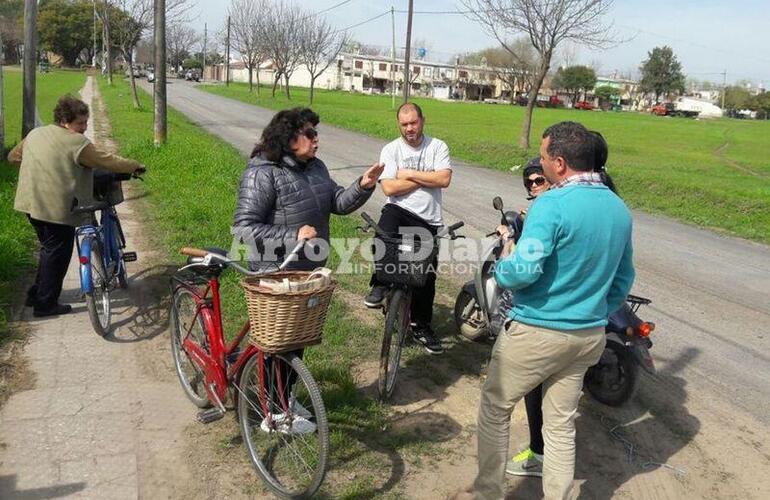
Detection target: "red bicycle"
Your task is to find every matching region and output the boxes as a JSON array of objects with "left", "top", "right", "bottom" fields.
[{"left": 169, "top": 241, "right": 329, "bottom": 499}]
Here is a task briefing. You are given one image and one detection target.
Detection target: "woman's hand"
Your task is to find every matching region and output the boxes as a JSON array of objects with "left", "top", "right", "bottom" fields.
[
  {"left": 297, "top": 225, "right": 317, "bottom": 240},
  {"left": 360, "top": 162, "right": 385, "bottom": 189}
]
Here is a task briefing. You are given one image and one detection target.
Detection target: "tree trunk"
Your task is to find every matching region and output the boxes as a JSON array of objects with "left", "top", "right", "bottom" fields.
[
  {"left": 309, "top": 75, "right": 316, "bottom": 105},
  {"left": 124, "top": 49, "right": 140, "bottom": 109},
  {"left": 519, "top": 59, "right": 550, "bottom": 150},
  {"left": 22, "top": 0, "right": 37, "bottom": 138},
  {"left": 104, "top": 8, "right": 113, "bottom": 86},
  {"left": 272, "top": 72, "right": 280, "bottom": 97},
  {"left": 254, "top": 65, "right": 260, "bottom": 96},
  {"left": 248, "top": 65, "right": 253, "bottom": 93},
  {"left": 153, "top": 0, "right": 167, "bottom": 146},
  {"left": 284, "top": 73, "right": 290, "bottom": 99}
]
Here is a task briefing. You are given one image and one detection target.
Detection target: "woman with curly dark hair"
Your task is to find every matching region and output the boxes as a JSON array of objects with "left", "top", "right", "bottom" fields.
[{"left": 234, "top": 107, "right": 384, "bottom": 269}]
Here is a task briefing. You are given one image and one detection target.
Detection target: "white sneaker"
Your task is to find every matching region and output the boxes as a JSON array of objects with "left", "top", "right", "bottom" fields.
[
  {"left": 260, "top": 412, "right": 317, "bottom": 435},
  {"left": 289, "top": 396, "right": 313, "bottom": 419}
]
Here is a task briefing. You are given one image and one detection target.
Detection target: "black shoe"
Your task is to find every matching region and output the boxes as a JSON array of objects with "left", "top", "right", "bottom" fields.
[
  {"left": 25, "top": 286, "right": 38, "bottom": 308},
  {"left": 364, "top": 286, "right": 387, "bottom": 308},
  {"left": 33, "top": 304, "right": 73, "bottom": 318},
  {"left": 411, "top": 324, "right": 444, "bottom": 355}
]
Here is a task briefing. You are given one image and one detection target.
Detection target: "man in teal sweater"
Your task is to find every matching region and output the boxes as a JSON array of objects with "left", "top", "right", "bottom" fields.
[{"left": 466, "top": 121, "right": 635, "bottom": 500}]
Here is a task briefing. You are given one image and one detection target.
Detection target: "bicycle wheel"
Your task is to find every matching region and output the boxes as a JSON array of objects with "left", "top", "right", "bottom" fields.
[
  {"left": 85, "top": 240, "right": 111, "bottom": 336},
  {"left": 378, "top": 288, "right": 409, "bottom": 401},
  {"left": 169, "top": 288, "right": 210, "bottom": 408},
  {"left": 238, "top": 352, "right": 329, "bottom": 499}
]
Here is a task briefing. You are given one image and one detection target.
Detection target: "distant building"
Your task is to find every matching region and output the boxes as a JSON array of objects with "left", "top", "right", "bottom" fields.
[{"left": 205, "top": 53, "right": 529, "bottom": 101}]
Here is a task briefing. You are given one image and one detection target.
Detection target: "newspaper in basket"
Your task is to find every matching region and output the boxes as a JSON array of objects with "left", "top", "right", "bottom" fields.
[{"left": 242, "top": 268, "right": 335, "bottom": 353}]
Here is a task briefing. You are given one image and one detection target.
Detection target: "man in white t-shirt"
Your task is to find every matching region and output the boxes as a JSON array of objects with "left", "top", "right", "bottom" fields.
[{"left": 364, "top": 102, "right": 453, "bottom": 355}]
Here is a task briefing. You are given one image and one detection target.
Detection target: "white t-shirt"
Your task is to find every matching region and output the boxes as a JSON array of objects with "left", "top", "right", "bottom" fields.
[{"left": 379, "top": 135, "right": 452, "bottom": 225}]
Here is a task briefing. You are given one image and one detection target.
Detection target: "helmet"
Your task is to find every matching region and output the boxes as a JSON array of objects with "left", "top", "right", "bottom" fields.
[{"left": 521, "top": 157, "right": 543, "bottom": 186}]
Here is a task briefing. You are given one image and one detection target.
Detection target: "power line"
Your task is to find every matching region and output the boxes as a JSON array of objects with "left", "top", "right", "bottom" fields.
[
  {"left": 334, "top": 10, "right": 391, "bottom": 33},
  {"left": 316, "top": 0, "right": 357, "bottom": 16}
]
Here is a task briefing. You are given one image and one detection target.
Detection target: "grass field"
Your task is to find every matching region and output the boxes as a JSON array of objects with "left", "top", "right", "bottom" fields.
[
  {"left": 99, "top": 77, "right": 456, "bottom": 497},
  {"left": 202, "top": 83, "right": 770, "bottom": 243},
  {"left": 0, "top": 68, "right": 87, "bottom": 334}
]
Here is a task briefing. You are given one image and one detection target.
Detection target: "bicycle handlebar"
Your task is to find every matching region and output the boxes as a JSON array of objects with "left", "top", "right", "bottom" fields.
[
  {"left": 178, "top": 239, "right": 307, "bottom": 277},
  {"left": 359, "top": 212, "right": 464, "bottom": 240}
]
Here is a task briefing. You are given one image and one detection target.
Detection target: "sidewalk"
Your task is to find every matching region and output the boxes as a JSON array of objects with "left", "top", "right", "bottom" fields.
[{"left": 0, "top": 76, "right": 194, "bottom": 499}]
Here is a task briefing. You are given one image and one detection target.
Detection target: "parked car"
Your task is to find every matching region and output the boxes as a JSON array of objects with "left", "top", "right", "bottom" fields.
[
  {"left": 574, "top": 101, "right": 595, "bottom": 111},
  {"left": 184, "top": 70, "right": 200, "bottom": 82},
  {"left": 146, "top": 71, "right": 155, "bottom": 83}
]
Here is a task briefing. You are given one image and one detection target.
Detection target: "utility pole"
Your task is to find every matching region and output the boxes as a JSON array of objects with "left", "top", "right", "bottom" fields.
[
  {"left": 202, "top": 23, "right": 207, "bottom": 82},
  {"left": 0, "top": 29, "right": 5, "bottom": 150},
  {"left": 154, "top": 0, "right": 167, "bottom": 145},
  {"left": 22, "top": 0, "right": 37, "bottom": 138},
  {"left": 92, "top": 0, "right": 98, "bottom": 67},
  {"left": 104, "top": 1, "right": 113, "bottom": 85},
  {"left": 721, "top": 69, "right": 727, "bottom": 111},
  {"left": 225, "top": 16, "right": 231, "bottom": 86},
  {"left": 390, "top": 6, "right": 396, "bottom": 110},
  {"left": 402, "top": 0, "right": 413, "bottom": 103}
]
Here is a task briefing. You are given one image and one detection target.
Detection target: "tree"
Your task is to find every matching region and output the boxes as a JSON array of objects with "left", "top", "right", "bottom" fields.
[
  {"left": 299, "top": 16, "right": 347, "bottom": 104},
  {"left": 263, "top": 1, "right": 303, "bottom": 99},
  {"left": 38, "top": 0, "right": 94, "bottom": 67},
  {"left": 111, "top": 0, "right": 192, "bottom": 107},
  {"left": 228, "top": 0, "right": 267, "bottom": 94},
  {"left": 464, "top": 39, "right": 537, "bottom": 103},
  {"left": 552, "top": 65, "right": 596, "bottom": 105},
  {"left": 182, "top": 56, "right": 201, "bottom": 69},
  {"left": 594, "top": 84, "right": 619, "bottom": 108},
  {"left": 0, "top": 1, "right": 24, "bottom": 65},
  {"left": 639, "top": 46, "right": 685, "bottom": 103},
  {"left": 722, "top": 85, "right": 752, "bottom": 111},
  {"left": 167, "top": 22, "right": 198, "bottom": 74},
  {"left": 750, "top": 92, "right": 770, "bottom": 120},
  {"left": 462, "top": 0, "right": 615, "bottom": 149}
]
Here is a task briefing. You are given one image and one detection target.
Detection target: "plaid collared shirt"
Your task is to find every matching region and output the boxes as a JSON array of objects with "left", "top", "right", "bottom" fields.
[{"left": 550, "top": 172, "right": 605, "bottom": 190}]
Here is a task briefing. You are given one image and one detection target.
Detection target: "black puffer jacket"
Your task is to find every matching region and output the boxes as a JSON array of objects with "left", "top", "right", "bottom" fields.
[{"left": 234, "top": 154, "right": 373, "bottom": 269}]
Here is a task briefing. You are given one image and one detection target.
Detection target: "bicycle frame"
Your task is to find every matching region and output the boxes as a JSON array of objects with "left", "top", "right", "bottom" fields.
[
  {"left": 76, "top": 207, "right": 125, "bottom": 294},
  {"left": 171, "top": 274, "right": 271, "bottom": 412}
]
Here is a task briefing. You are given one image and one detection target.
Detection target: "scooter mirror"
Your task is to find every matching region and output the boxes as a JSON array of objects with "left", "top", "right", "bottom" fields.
[{"left": 492, "top": 196, "right": 504, "bottom": 211}]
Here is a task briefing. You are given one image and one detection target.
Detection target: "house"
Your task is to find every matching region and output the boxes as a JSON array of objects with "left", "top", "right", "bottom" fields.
[{"left": 205, "top": 52, "right": 527, "bottom": 101}]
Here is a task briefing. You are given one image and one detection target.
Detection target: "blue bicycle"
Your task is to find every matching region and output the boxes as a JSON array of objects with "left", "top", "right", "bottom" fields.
[{"left": 73, "top": 170, "right": 142, "bottom": 336}]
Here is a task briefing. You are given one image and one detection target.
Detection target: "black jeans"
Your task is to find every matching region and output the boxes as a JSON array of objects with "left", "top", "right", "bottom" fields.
[
  {"left": 524, "top": 384, "right": 545, "bottom": 455},
  {"left": 370, "top": 203, "right": 439, "bottom": 326},
  {"left": 27, "top": 217, "right": 76, "bottom": 310}
]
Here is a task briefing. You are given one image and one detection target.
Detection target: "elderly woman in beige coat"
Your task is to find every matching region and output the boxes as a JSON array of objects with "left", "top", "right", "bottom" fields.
[{"left": 8, "top": 95, "right": 144, "bottom": 317}]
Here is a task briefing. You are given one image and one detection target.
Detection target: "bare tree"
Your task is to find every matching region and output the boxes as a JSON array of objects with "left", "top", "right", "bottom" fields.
[
  {"left": 462, "top": 0, "right": 615, "bottom": 149},
  {"left": 465, "top": 39, "right": 537, "bottom": 103},
  {"left": 228, "top": 0, "right": 267, "bottom": 94},
  {"left": 299, "top": 16, "right": 347, "bottom": 104},
  {"left": 112, "top": 0, "right": 193, "bottom": 108},
  {"left": 167, "top": 22, "right": 199, "bottom": 74},
  {"left": 263, "top": 1, "right": 303, "bottom": 99}
]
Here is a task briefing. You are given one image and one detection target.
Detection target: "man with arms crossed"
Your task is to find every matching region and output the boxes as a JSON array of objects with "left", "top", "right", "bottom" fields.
[{"left": 364, "top": 102, "right": 452, "bottom": 355}]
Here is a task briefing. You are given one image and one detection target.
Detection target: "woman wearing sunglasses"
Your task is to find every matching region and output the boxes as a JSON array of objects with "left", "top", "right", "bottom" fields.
[{"left": 234, "top": 107, "right": 384, "bottom": 269}]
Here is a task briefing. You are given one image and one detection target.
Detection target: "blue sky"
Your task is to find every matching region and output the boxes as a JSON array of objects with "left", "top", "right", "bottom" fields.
[{"left": 193, "top": 0, "right": 770, "bottom": 86}]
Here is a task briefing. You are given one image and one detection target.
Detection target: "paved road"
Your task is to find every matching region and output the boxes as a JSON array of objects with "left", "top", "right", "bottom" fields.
[{"left": 144, "top": 80, "right": 770, "bottom": 427}]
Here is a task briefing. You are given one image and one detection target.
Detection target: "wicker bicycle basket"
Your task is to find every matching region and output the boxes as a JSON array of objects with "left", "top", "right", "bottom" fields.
[{"left": 241, "top": 271, "right": 336, "bottom": 353}]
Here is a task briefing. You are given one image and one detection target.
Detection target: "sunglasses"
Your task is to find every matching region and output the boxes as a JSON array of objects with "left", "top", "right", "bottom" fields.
[
  {"left": 302, "top": 128, "right": 318, "bottom": 140},
  {"left": 525, "top": 176, "right": 547, "bottom": 189}
]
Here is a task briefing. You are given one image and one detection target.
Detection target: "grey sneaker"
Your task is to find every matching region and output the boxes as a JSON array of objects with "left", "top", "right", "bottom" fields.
[
  {"left": 411, "top": 324, "right": 444, "bottom": 355},
  {"left": 506, "top": 448, "right": 543, "bottom": 477}
]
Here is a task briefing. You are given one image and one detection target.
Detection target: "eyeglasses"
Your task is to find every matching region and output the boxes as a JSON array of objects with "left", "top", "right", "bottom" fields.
[
  {"left": 525, "top": 176, "right": 547, "bottom": 189},
  {"left": 302, "top": 128, "right": 318, "bottom": 140}
]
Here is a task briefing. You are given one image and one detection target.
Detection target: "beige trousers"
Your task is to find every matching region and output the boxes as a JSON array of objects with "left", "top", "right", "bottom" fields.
[{"left": 472, "top": 320, "right": 606, "bottom": 500}]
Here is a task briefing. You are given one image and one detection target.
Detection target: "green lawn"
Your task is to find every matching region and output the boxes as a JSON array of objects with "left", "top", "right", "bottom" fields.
[
  {"left": 0, "top": 67, "right": 87, "bottom": 334},
  {"left": 201, "top": 83, "right": 770, "bottom": 243},
  {"left": 99, "top": 77, "right": 456, "bottom": 497}
]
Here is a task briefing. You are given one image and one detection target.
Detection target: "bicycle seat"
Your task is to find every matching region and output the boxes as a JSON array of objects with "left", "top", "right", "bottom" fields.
[{"left": 71, "top": 200, "right": 111, "bottom": 215}]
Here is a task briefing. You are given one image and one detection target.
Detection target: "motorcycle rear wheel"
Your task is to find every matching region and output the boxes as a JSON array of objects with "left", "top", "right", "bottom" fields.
[{"left": 584, "top": 341, "right": 638, "bottom": 407}]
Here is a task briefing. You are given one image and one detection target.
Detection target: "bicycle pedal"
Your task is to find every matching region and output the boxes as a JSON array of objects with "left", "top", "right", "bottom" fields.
[
  {"left": 122, "top": 252, "right": 137, "bottom": 262},
  {"left": 197, "top": 407, "right": 225, "bottom": 424}
]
